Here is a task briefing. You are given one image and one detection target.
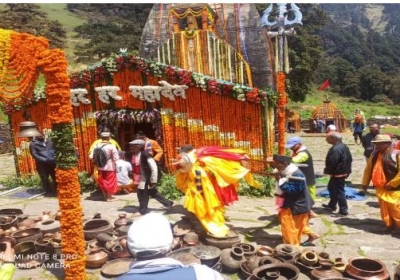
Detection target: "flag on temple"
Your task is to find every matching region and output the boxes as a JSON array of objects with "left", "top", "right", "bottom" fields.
[{"left": 317, "top": 79, "right": 330, "bottom": 91}]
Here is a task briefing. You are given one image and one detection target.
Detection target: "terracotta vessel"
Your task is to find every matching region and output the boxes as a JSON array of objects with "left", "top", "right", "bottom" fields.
[
  {"left": 310, "top": 260, "right": 343, "bottom": 280},
  {"left": 190, "top": 245, "right": 221, "bottom": 267},
  {"left": 318, "top": 252, "right": 331, "bottom": 262},
  {"left": 233, "top": 242, "right": 257, "bottom": 259},
  {"left": 252, "top": 263, "right": 300, "bottom": 280},
  {"left": 12, "top": 228, "right": 43, "bottom": 244},
  {"left": 86, "top": 247, "right": 109, "bottom": 268},
  {"left": 0, "top": 215, "right": 18, "bottom": 230},
  {"left": 300, "top": 249, "right": 319, "bottom": 266},
  {"left": 41, "top": 211, "right": 54, "bottom": 225},
  {"left": 345, "top": 257, "right": 390, "bottom": 280},
  {"left": 204, "top": 230, "right": 241, "bottom": 250},
  {"left": 183, "top": 231, "right": 199, "bottom": 246},
  {"left": 83, "top": 219, "right": 113, "bottom": 240},
  {"left": 221, "top": 246, "right": 246, "bottom": 273},
  {"left": 114, "top": 213, "right": 132, "bottom": 228},
  {"left": 17, "top": 217, "right": 35, "bottom": 228},
  {"left": 257, "top": 245, "right": 275, "bottom": 257},
  {"left": 274, "top": 244, "right": 300, "bottom": 263}
]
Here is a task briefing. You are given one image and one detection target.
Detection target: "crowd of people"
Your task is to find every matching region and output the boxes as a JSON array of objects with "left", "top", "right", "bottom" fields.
[{"left": 19, "top": 114, "right": 400, "bottom": 279}]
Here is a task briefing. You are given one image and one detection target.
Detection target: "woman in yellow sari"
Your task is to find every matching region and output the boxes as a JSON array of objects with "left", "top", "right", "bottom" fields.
[{"left": 175, "top": 145, "right": 260, "bottom": 237}]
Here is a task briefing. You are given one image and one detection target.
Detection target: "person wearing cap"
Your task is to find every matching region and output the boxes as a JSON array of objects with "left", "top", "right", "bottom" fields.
[
  {"left": 271, "top": 154, "right": 314, "bottom": 245},
  {"left": 89, "top": 131, "right": 120, "bottom": 202},
  {"left": 117, "top": 213, "right": 223, "bottom": 280},
  {"left": 129, "top": 139, "right": 173, "bottom": 216},
  {"left": 286, "top": 136, "right": 320, "bottom": 245},
  {"left": 116, "top": 151, "right": 134, "bottom": 194},
  {"left": 323, "top": 132, "right": 352, "bottom": 216},
  {"left": 361, "top": 134, "right": 400, "bottom": 234},
  {"left": 29, "top": 132, "right": 57, "bottom": 194},
  {"left": 361, "top": 123, "right": 381, "bottom": 161},
  {"left": 326, "top": 124, "right": 337, "bottom": 134},
  {"left": 88, "top": 129, "right": 121, "bottom": 186},
  {"left": 136, "top": 131, "right": 164, "bottom": 182}
]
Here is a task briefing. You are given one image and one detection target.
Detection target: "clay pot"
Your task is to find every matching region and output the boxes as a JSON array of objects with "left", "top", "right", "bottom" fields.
[
  {"left": 15, "top": 241, "right": 37, "bottom": 258},
  {"left": 41, "top": 211, "right": 54, "bottom": 225},
  {"left": 116, "top": 225, "right": 130, "bottom": 237},
  {"left": 221, "top": 247, "right": 246, "bottom": 274},
  {"left": 183, "top": 231, "right": 199, "bottom": 246},
  {"left": 233, "top": 243, "right": 257, "bottom": 259},
  {"left": 86, "top": 247, "right": 109, "bottom": 269},
  {"left": 12, "top": 228, "right": 43, "bottom": 244},
  {"left": 109, "top": 244, "right": 132, "bottom": 259},
  {"left": 114, "top": 213, "right": 132, "bottom": 228},
  {"left": 252, "top": 263, "right": 300, "bottom": 280},
  {"left": 318, "top": 252, "right": 331, "bottom": 262},
  {"left": 274, "top": 244, "right": 300, "bottom": 263},
  {"left": 310, "top": 260, "right": 343, "bottom": 280},
  {"left": 17, "top": 217, "right": 35, "bottom": 228},
  {"left": 243, "top": 255, "right": 262, "bottom": 273},
  {"left": 55, "top": 211, "right": 62, "bottom": 221},
  {"left": 190, "top": 245, "right": 221, "bottom": 267},
  {"left": 53, "top": 231, "right": 62, "bottom": 243},
  {"left": 257, "top": 245, "right": 275, "bottom": 257},
  {"left": 204, "top": 230, "right": 241, "bottom": 249},
  {"left": 172, "top": 236, "right": 182, "bottom": 250},
  {"left": 97, "top": 232, "right": 115, "bottom": 244},
  {"left": 300, "top": 249, "right": 319, "bottom": 266},
  {"left": 345, "top": 257, "right": 390, "bottom": 280},
  {"left": 0, "top": 215, "right": 18, "bottom": 230},
  {"left": 259, "top": 256, "right": 281, "bottom": 266},
  {"left": 83, "top": 219, "right": 113, "bottom": 240}
]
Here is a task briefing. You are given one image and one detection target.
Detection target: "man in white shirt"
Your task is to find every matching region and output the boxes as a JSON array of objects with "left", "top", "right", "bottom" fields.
[{"left": 116, "top": 151, "right": 133, "bottom": 194}]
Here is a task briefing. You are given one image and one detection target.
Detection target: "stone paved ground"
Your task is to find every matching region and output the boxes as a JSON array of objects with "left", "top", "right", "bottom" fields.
[{"left": 0, "top": 132, "right": 399, "bottom": 279}]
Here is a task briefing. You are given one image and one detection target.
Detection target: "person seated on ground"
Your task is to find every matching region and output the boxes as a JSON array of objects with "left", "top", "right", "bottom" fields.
[
  {"left": 116, "top": 151, "right": 134, "bottom": 194},
  {"left": 0, "top": 238, "right": 16, "bottom": 280},
  {"left": 117, "top": 213, "right": 223, "bottom": 280}
]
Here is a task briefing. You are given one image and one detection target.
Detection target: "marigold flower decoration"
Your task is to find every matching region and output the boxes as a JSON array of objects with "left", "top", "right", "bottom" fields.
[{"left": 0, "top": 28, "right": 86, "bottom": 279}]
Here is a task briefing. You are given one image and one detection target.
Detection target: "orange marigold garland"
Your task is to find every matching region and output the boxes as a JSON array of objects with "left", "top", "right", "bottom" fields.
[
  {"left": 276, "top": 72, "right": 287, "bottom": 154},
  {"left": 0, "top": 28, "right": 86, "bottom": 279}
]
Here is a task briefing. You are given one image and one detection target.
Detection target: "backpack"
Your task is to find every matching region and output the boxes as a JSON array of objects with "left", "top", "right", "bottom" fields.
[{"left": 93, "top": 144, "right": 109, "bottom": 168}]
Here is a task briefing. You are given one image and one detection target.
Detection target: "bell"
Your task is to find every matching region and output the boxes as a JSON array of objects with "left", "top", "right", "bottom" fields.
[{"left": 17, "top": 121, "right": 42, "bottom": 138}]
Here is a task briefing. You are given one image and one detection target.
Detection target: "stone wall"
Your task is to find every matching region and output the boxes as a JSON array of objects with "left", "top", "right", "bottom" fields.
[{"left": 0, "top": 122, "right": 12, "bottom": 154}]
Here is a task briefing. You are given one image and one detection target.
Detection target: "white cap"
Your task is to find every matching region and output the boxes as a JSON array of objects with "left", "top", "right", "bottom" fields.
[
  {"left": 129, "top": 139, "right": 145, "bottom": 146},
  {"left": 100, "top": 132, "right": 111, "bottom": 137},
  {"left": 127, "top": 213, "right": 173, "bottom": 255},
  {"left": 327, "top": 124, "right": 337, "bottom": 132}
]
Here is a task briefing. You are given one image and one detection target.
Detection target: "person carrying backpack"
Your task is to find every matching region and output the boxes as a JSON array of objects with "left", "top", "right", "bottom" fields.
[
  {"left": 362, "top": 134, "right": 400, "bottom": 234},
  {"left": 89, "top": 131, "right": 120, "bottom": 202}
]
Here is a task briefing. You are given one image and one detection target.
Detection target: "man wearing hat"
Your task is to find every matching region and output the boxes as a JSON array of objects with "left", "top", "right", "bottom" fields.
[
  {"left": 129, "top": 139, "right": 173, "bottom": 216},
  {"left": 89, "top": 131, "right": 119, "bottom": 202},
  {"left": 286, "top": 136, "right": 320, "bottom": 245},
  {"left": 270, "top": 154, "right": 314, "bottom": 245},
  {"left": 323, "top": 132, "right": 352, "bottom": 216},
  {"left": 117, "top": 213, "right": 223, "bottom": 279},
  {"left": 362, "top": 134, "right": 400, "bottom": 234}
]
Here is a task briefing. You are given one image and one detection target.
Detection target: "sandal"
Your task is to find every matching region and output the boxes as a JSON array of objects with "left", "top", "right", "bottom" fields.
[{"left": 301, "top": 233, "right": 320, "bottom": 246}]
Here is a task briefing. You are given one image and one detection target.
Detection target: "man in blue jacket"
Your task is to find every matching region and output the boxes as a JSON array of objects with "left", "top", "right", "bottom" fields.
[
  {"left": 323, "top": 132, "right": 353, "bottom": 216},
  {"left": 29, "top": 133, "right": 56, "bottom": 194}
]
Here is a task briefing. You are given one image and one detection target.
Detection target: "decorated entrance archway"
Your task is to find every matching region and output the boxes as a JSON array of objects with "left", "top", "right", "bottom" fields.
[{"left": 0, "top": 29, "right": 85, "bottom": 279}]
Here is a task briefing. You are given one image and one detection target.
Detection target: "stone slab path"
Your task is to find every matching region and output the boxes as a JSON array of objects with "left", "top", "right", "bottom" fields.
[{"left": 0, "top": 132, "right": 399, "bottom": 279}]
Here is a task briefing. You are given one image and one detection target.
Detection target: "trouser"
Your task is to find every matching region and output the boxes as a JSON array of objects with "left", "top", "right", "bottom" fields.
[
  {"left": 379, "top": 198, "right": 400, "bottom": 229},
  {"left": 137, "top": 182, "right": 172, "bottom": 215},
  {"left": 279, "top": 208, "right": 309, "bottom": 245},
  {"left": 36, "top": 161, "right": 56, "bottom": 193},
  {"left": 327, "top": 176, "right": 348, "bottom": 214}
]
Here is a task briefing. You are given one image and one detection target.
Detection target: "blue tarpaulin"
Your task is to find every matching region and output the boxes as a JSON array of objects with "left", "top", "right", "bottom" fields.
[{"left": 317, "top": 186, "right": 366, "bottom": 201}]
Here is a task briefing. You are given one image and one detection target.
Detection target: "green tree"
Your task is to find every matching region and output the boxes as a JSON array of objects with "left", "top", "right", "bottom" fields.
[
  {"left": 357, "top": 66, "right": 387, "bottom": 101},
  {"left": 0, "top": 4, "right": 66, "bottom": 48}
]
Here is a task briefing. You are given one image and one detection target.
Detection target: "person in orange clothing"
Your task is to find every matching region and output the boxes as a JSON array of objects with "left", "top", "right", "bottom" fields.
[
  {"left": 362, "top": 134, "right": 400, "bottom": 234},
  {"left": 271, "top": 154, "right": 314, "bottom": 245}
]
